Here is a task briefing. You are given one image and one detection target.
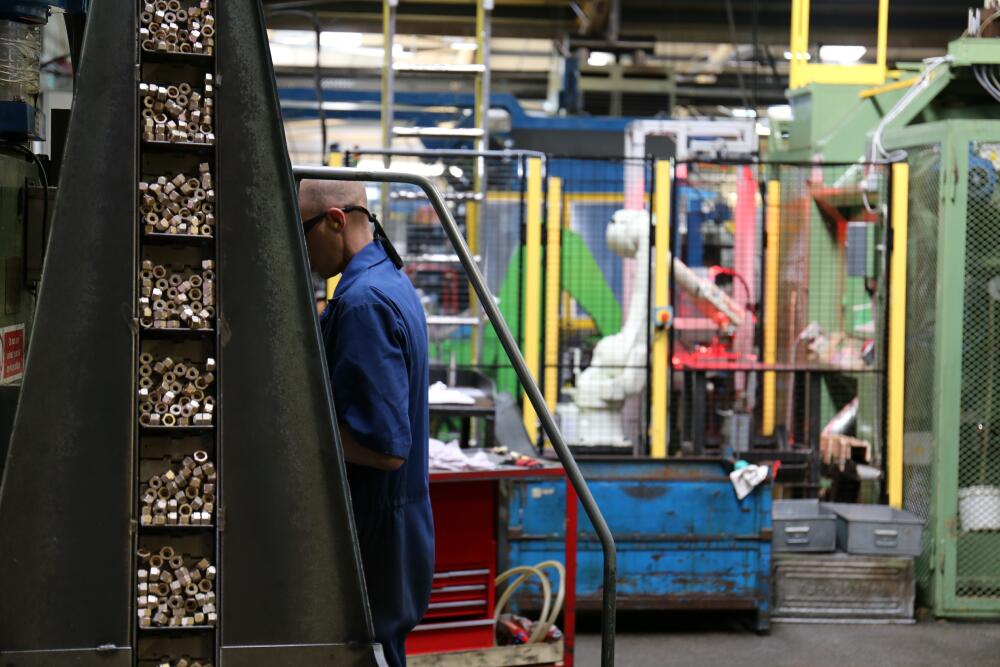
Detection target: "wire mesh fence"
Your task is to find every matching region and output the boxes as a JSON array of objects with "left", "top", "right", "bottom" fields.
[
  {"left": 669, "top": 161, "right": 890, "bottom": 493},
  {"left": 902, "top": 144, "right": 941, "bottom": 595},
  {"left": 545, "top": 156, "right": 654, "bottom": 454},
  {"left": 955, "top": 141, "right": 1000, "bottom": 599}
]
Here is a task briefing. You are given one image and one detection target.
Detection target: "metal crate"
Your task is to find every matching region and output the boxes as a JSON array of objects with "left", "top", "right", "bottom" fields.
[
  {"left": 773, "top": 553, "right": 915, "bottom": 622},
  {"left": 773, "top": 499, "right": 837, "bottom": 552},
  {"left": 828, "top": 503, "right": 923, "bottom": 557}
]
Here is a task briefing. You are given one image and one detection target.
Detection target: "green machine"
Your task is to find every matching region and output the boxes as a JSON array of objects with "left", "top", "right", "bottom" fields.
[
  {"left": 876, "top": 33, "right": 1000, "bottom": 617},
  {"left": 771, "top": 4, "right": 1000, "bottom": 615}
]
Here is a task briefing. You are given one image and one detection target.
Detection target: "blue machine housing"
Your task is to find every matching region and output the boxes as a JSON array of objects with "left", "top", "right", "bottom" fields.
[{"left": 502, "top": 458, "right": 772, "bottom": 631}]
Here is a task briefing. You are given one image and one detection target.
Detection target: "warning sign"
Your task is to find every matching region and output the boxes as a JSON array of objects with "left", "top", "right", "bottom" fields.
[{"left": 0, "top": 324, "right": 25, "bottom": 384}]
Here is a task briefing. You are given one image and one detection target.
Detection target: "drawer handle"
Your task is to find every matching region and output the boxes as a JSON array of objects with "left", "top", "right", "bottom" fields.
[
  {"left": 874, "top": 528, "right": 898, "bottom": 547},
  {"left": 784, "top": 525, "right": 811, "bottom": 544}
]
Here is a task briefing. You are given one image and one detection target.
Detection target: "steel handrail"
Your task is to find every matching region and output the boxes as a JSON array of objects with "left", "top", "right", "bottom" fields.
[{"left": 292, "top": 165, "right": 616, "bottom": 666}]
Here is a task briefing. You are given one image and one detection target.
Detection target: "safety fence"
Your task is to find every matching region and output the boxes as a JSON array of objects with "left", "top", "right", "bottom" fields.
[{"left": 669, "top": 161, "right": 890, "bottom": 492}]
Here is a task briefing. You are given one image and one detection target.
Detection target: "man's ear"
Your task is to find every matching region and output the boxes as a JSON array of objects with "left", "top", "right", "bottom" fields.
[{"left": 326, "top": 207, "right": 347, "bottom": 230}]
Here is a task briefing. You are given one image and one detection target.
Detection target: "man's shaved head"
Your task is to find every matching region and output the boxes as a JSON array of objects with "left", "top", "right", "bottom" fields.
[
  {"left": 299, "top": 179, "right": 373, "bottom": 279},
  {"left": 298, "top": 179, "right": 367, "bottom": 220}
]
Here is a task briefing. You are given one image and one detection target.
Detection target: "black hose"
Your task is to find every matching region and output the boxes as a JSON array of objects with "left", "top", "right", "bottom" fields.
[{"left": 265, "top": 9, "right": 328, "bottom": 163}]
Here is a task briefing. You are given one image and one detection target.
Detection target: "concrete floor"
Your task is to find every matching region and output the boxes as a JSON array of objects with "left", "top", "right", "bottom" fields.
[{"left": 574, "top": 614, "right": 1000, "bottom": 667}]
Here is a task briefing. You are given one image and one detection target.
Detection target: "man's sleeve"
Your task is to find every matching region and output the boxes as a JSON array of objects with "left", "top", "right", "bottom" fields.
[{"left": 329, "top": 301, "right": 412, "bottom": 459}]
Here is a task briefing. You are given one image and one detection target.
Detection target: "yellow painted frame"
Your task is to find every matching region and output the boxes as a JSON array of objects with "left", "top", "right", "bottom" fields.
[
  {"left": 521, "top": 157, "right": 544, "bottom": 442},
  {"left": 887, "top": 163, "right": 909, "bottom": 509},
  {"left": 789, "top": 0, "right": 889, "bottom": 89},
  {"left": 543, "top": 177, "right": 563, "bottom": 425},
  {"left": 649, "top": 161, "right": 671, "bottom": 459},
  {"left": 762, "top": 181, "right": 781, "bottom": 436}
]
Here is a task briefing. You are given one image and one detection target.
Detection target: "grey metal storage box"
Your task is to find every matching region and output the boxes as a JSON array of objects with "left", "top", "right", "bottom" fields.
[
  {"left": 773, "top": 499, "right": 837, "bottom": 552},
  {"left": 827, "top": 503, "right": 924, "bottom": 557},
  {"left": 772, "top": 552, "right": 915, "bottom": 622}
]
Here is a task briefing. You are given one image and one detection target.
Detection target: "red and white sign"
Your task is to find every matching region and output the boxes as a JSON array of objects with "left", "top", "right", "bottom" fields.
[{"left": 0, "top": 324, "right": 25, "bottom": 384}]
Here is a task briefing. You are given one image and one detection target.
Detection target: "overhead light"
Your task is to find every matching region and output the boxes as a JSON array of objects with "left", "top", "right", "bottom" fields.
[
  {"left": 783, "top": 50, "right": 812, "bottom": 61},
  {"left": 694, "top": 74, "right": 717, "bottom": 85},
  {"left": 450, "top": 40, "right": 478, "bottom": 51},
  {"left": 767, "top": 104, "right": 793, "bottom": 121},
  {"left": 269, "top": 29, "right": 316, "bottom": 46},
  {"left": 356, "top": 159, "right": 445, "bottom": 177},
  {"left": 731, "top": 108, "right": 757, "bottom": 118},
  {"left": 319, "top": 31, "right": 364, "bottom": 49},
  {"left": 448, "top": 166, "right": 464, "bottom": 178},
  {"left": 588, "top": 51, "right": 614, "bottom": 67},
  {"left": 819, "top": 45, "right": 867, "bottom": 64}
]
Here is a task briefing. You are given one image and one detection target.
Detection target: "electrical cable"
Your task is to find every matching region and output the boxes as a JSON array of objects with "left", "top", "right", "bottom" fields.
[
  {"left": 493, "top": 561, "right": 566, "bottom": 644},
  {"left": 264, "top": 9, "right": 327, "bottom": 163},
  {"left": 723, "top": 0, "right": 750, "bottom": 110}
]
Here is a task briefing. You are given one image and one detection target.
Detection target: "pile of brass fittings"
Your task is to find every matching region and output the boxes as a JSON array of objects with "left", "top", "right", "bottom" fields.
[
  {"left": 140, "top": 75, "right": 215, "bottom": 144},
  {"left": 138, "top": 260, "right": 216, "bottom": 330},
  {"left": 141, "top": 451, "right": 216, "bottom": 527},
  {"left": 139, "top": 164, "right": 216, "bottom": 237},
  {"left": 137, "top": 546, "right": 218, "bottom": 628},
  {"left": 155, "top": 659, "right": 214, "bottom": 667},
  {"left": 139, "top": 0, "right": 215, "bottom": 55},
  {"left": 137, "top": 353, "right": 216, "bottom": 427}
]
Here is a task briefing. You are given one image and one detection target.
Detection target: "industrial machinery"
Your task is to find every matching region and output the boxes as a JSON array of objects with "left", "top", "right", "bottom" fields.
[
  {"left": 886, "top": 6, "right": 1000, "bottom": 620},
  {"left": 0, "top": 2, "right": 385, "bottom": 663},
  {"left": 559, "top": 208, "right": 743, "bottom": 449},
  {"left": 0, "top": 1, "right": 80, "bottom": 477}
]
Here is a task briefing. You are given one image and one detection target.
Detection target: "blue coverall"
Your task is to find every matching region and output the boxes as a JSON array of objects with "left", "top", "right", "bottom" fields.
[{"left": 320, "top": 239, "right": 435, "bottom": 667}]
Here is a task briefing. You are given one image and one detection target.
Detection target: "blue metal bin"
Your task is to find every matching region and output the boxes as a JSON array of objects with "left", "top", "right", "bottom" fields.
[{"left": 501, "top": 458, "right": 772, "bottom": 631}]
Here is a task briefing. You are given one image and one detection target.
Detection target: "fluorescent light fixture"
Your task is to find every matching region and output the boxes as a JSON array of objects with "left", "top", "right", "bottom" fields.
[
  {"left": 450, "top": 40, "right": 478, "bottom": 51},
  {"left": 783, "top": 50, "right": 811, "bottom": 61},
  {"left": 731, "top": 108, "right": 757, "bottom": 118},
  {"left": 587, "top": 51, "right": 614, "bottom": 67},
  {"left": 448, "top": 166, "right": 464, "bottom": 178},
  {"left": 269, "top": 29, "right": 316, "bottom": 46},
  {"left": 356, "top": 159, "right": 445, "bottom": 177},
  {"left": 320, "top": 31, "right": 363, "bottom": 49},
  {"left": 819, "top": 45, "right": 867, "bottom": 64}
]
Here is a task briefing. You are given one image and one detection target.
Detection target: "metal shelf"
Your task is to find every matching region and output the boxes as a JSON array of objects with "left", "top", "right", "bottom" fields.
[
  {"left": 140, "top": 425, "right": 214, "bottom": 436},
  {"left": 140, "top": 48, "right": 214, "bottom": 66},
  {"left": 138, "top": 625, "right": 216, "bottom": 633},
  {"left": 142, "top": 232, "right": 215, "bottom": 245},
  {"left": 139, "top": 523, "right": 216, "bottom": 532},
  {"left": 142, "top": 140, "right": 215, "bottom": 155},
  {"left": 140, "top": 327, "right": 215, "bottom": 339}
]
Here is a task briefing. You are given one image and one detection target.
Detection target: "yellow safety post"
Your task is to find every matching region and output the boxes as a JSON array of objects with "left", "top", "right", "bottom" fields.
[
  {"left": 762, "top": 181, "right": 781, "bottom": 436},
  {"left": 650, "top": 161, "right": 671, "bottom": 459},
  {"left": 543, "top": 177, "right": 563, "bottom": 424},
  {"left": 887, "top": 163, "right": 909, "bottom": 509},
  {"left": 521, "top": 157, "right": 544, "bottom": 442}
]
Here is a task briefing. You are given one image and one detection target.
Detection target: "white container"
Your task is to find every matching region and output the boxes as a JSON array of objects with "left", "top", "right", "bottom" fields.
[{"left": 959, "top": 486, "right": 1000, "bottom": 531}]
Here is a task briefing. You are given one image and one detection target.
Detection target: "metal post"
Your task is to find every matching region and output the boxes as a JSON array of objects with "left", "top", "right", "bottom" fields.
[
  {"left": 380, "top": 0, "right": 397, "bottom": 228},
  {"left": 762, "top": 180, "right": 781, "bottom": 436},
  {"left": 650, "top": 160, "right": 671, "bottom": 458},
  {"left": 887, "top": 162, "right": 909, "bottom": 508},
  {"left": 543, "top": 177, "right": 563, "bottom": 420},
  {"left": 522, "top": 157, "right": 544, "bottom": 443},
  {"left": 292, "top": 165, "right": 617, "bottom": 667}
]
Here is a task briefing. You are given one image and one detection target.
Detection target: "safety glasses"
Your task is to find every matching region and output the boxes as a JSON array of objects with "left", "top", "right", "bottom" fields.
[{"left": 302, "top": 204, "right": 404, "bottom": 269}]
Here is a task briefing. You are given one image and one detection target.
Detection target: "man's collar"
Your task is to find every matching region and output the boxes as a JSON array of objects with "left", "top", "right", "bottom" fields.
[{"left": 334, "top": 240, "right": 390, "bottom": 297}]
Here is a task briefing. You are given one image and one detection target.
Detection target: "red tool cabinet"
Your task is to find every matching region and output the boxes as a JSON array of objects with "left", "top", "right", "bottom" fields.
[{"left": 407, "top": 465, "right": 577, "bottom": 667}]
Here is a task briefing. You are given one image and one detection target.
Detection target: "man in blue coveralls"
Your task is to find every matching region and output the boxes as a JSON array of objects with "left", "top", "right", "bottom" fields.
[{"left": 299, "top": 179, "right": 434, "bottom": 667}]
